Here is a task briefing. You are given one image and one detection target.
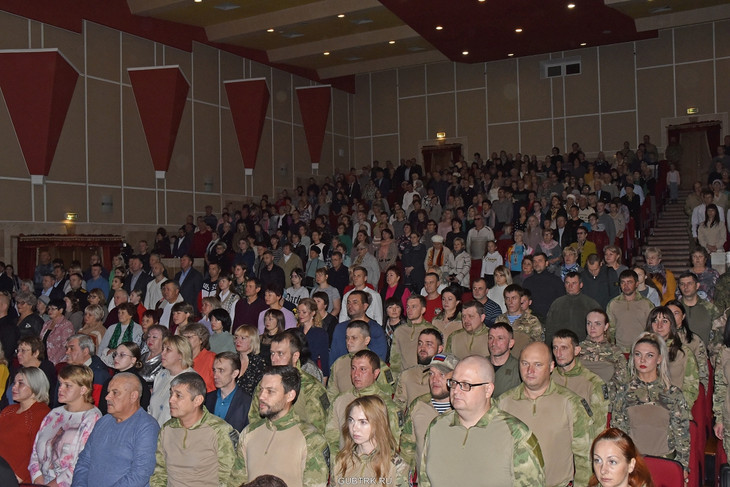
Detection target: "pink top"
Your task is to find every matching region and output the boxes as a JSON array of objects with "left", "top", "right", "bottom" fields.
[
  {"left": 39, "top": 319, "right": 75, "bottom": 364},
  {"left": 29, "top": 406, "right": 101, "bottom": 487},
  {"left": 385, "top": 285, "right": 411, "bottom": 311}
]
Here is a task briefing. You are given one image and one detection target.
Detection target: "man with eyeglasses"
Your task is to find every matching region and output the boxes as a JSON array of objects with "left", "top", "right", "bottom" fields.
[
  {"left": 569, "top": 225, "right": 597, "bottom": 267},
  {"left": 399, "top": 353, "right": 456, "bottom": 473},
  {"left": 419, "top": 355, "right": 544, "bottom": 487},
  {"left": 496, "top": 342, "right": 593, "bottom": 487}
]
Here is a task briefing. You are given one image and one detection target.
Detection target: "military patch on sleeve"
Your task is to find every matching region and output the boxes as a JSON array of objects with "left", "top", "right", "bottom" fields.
[
  {"left": 228, "top": 428, "right": 240, "bottom": 450},
  {"left": 323, "top": 445, "right": 330, "bottom": 468},
  {"left": 602, "top": 384, "right": 609, "bottom": 400},
  {"left": 319, "top": 392, "right": 330, "bottom": 411},
  {"left": 581, "top": 398, "right": 593, "bottom": 417},
  {"left": 385, "top": 369, "right": 395, "bottom": 385},
  {"left": 397, "top": 410, "right": 404, "bottom": 428}
]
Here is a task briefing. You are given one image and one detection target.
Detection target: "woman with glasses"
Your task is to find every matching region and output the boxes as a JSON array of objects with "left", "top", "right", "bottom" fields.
[
  {"left": 0, "top": 367, "right": 50, "bottom": 483},
  {"left": 29, "top": 364, "right": 102, "bottom": 487},
  {"left": 85, "top": 288, "right": 108, "bottom": 319},
  {"left": 97, "top": 341, "right": 150, "bottom": 414},
  {"left": 611, "top": 332, "right": 690, "bottom": 480},
  {"left": 331, "top": 395, "right": 408, "bottom": 487},
  {"left": 233, "top": 326, "right": 266, "bottom": 396},
  {"left": 98, "top": 302, "right": 143, "bottom": 367},
  {"left": 148, "top": 336, "right": 194, "bottom": 425},
  {"left": 39, "top": 298, "right": 75, "bottom": 365},
  {"left": 14, "top": 291, "right": 44, "bottom": 338},
  {"left": 180, "top": 322, "right": 216, "bottom": 393}
]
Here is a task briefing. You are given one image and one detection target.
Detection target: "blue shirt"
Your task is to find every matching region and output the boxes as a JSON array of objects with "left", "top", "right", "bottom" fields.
[
  {"left": 71, "top": 407, "right": 159, "bottom": 487},
  {"left": 214, "top": 387, "right": 236, "bottom": 420},
  {"left": 330, "top": 318, "right": 387, "bottom": 363},
  {"left": 86, "top": 276, "right": 110, "bottom": 297}
]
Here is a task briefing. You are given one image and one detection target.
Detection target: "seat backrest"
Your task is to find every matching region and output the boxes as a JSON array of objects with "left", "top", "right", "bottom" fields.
[{"left": 643, "top": 455, "right": 685, "bottom": 487}]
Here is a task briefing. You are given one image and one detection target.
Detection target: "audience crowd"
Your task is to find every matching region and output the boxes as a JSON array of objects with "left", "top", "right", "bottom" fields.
[{"left": 2, "top": 135, "right": 730, "bottom": 486}]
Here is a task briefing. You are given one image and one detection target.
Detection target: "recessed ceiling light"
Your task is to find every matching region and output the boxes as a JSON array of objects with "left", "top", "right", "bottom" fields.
[
  {"left": 194, "top": 0, "right": 202, "bottom": 3},
  {"left": 508, "top": 53, "right": 514, "bottom": 57},
  {"left": 478, "top": 0, "right": 486, "bottom": 2},
  {"left": 462, "top": 51, "right": 469, "bottom": 55},
  {"left": 337, "top": 14, "right": 345, "bottom": 18},
  {"left": 266, "top": 28, "right": 275, "bottom": 33},
  {"left": 436, "top": 25, "right": 443, "bottom": 30},
  {"left": 323, "top": 52, "right": 330, "bottom": 56},
  {"left": 515, "top": 28, "right": 523, "bottom": 33},
  {"left": 567, "top": 3, "right": 575, "bottom": 8},
  {"left": 580, "top": 42, "right": 587, "bottom": 46},
  {"left": 389, "top": 40, "right": 396, "bottom": 44}
]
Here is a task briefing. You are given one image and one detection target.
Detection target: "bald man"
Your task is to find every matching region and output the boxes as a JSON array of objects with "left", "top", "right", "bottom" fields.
[
  {"left": 496, "top": 342, "right": 593, "bottom": 487},
  {"left": 419, "top": 355, "right": 544, "bottom": 487},
  {"left": 73, "top": 373, "right": 159, "bottom": 486}
]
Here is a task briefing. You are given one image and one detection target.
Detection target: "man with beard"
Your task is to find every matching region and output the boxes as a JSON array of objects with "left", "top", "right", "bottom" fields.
[
  {"left": 232, "top": 366, "right": 329, "bottom": 487},
  {"left": 488, "top": 323, "right": 521, "bottom": 398},
  {"left": 394, "top": 328, "right": 444, "bottom": 411},
  {"left": 389, "top": 294, "right": 437, "bottom": 376},
  {"left": 399, "top": 353, "right": 457, "bottom": 473}
]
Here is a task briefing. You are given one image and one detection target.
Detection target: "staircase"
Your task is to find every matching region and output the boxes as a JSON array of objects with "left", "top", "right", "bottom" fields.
[{"left": 633, "top": 190, "right": 692, "bottom": 273}]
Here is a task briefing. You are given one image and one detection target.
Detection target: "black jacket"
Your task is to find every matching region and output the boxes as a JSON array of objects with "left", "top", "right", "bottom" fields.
[{"left": 204, "top": 385, "right": 252, "bottom": 432}]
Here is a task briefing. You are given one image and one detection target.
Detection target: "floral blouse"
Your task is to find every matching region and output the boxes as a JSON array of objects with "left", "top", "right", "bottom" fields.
[{"left": 39, "top": 319, "right": 75, "bottom": 365}]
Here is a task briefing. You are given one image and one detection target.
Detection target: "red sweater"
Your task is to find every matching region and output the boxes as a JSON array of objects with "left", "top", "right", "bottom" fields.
[{"left": 0, "top": 401, "right": 51, "bottom": 482}]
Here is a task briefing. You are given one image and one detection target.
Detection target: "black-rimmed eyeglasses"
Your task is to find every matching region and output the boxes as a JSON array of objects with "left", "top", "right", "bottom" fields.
[{"left": 447, "top": 379, "right": 490, "bottom": 392}]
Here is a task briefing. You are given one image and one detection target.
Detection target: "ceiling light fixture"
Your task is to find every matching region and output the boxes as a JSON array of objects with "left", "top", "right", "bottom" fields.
[
  {"left": 515, "top": 28, "right": 523, "bottom": 33},
  {"left": 436, "top": 25, "right": 443, "bottom": 30},
  {"left": 567, "top": 3, "right": 575, "bottom": 8},
  {"left": 266, "top": 28, "right": 275, "bottom": 33},
  {"left": 194, "top": 0, "right": 202, "bottom": 3},
  {"left": 323, "top": 51, "right": 330, "bottom": 56},
  {"left": 580, "top": 42, "right": 587, "bottom": 46},
  {"left": 508, "top": 53, "right": 514, "bottom": 57},
  {"left": 337, "top": 14, "right": 345, "bottom": 18},
  {"left": 389, "top": 40, "right": 396, "bottom": 44},
  {"left": 462, "top": 51, "right": 469, "bottom": 55}
]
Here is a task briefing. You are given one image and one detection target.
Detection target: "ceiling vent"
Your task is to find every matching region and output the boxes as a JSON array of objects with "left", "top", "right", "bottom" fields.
[{"left": 541, "top": 56, "right": 581, "bottom": 78}]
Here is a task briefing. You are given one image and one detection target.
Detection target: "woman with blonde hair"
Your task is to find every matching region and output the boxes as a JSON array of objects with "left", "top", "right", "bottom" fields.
[
  {"left": 148, "top": 335, "right": 194, "bottom": 426},
  {"left": 331, "top": 395, "right": 408, "bottom": 487},
  {"left": 29, "top": 364, "right": 101, "bottom": 487},
  {"left": 233, "top": 325, "right": 266, "bottom": 396},
  {"left": 611, "top": 332, "right": 690, "bottom": 479},
  {"left": 0, "top": 367, "right": 51, "bottom": 483},
  {"left": 643, "top": 246, "right": 676, "bottom": 305},
  {"left": 298, "top": 298, "right": 329, "bottom": 380},
  {"left": 77, "top": 304, "right": 108, "bottom": 348}
]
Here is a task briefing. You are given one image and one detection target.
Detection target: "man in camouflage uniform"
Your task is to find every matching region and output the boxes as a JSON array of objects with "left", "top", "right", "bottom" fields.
[
  {"left": 325, "top": 349, "right": 401, "bottom": 458},
  {"left": 606, "top": 270, "right": 655, "bottom": 352},
  {"left": 496, "top": 342, "right": 593, "bottom": 487},
  {"left": 151, "top": 373, "right": 239, "bottom": 487},
  {"left": 419, "top": 355, "right": 545, "bottom": 487},
  {"left": 232, "top": 366, "right": 329, "bottom": 487},
  {"left": 678, "top": 272, "right": 722, "bottom": 348},
  {"left": 551, "top": 329, "right": 610, "bottom": 438},
  {"left": 445, "top": 301, "right": 490, "bottom": 359},
  {"left": 488, "top": 322, "right": 522, "bottom": 398},
  {"left": 494, "top": 284, "right": 544, "bottom": 358},
  {"left": 578, "top": 309, "right": 629, "bottom": 402},
  {"left": 394, "top": 328, "right": 444, "bottom": 411},
  {"left": 248, "top": 331, "right": 329, "bottom": 433},
  {"left": 390, "top": 294, "right": 438, "bottom": 376},
  {"left": 326, "top": 320, "right": 395, "bottom": 401},
  {"left": 399, "top": 353, "right": 456, "bottom": 473}
]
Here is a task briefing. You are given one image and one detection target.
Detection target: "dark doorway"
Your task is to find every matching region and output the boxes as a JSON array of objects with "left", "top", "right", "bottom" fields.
[{"left": 422, "top": 143, "right": 462, "bottom": 174}]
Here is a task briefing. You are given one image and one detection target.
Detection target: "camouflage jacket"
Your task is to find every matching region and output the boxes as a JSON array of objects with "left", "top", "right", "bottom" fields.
[
  {"left": 326, "top": 352, "right": 395, "bottom": 402},
  {"left": 151, "top": 407, "right": 239, "bottom": 487},
  {"left": 713, "top": 347, "right": 730, "bottom": 426},
  {"left": 611, "top": 377, "right": 690, "bottom": 471},
  {"left": 330, "top": 450, "right": 409, "bottom": 487},
  {"left": 494, "top": 311, "right": 544, "bottom": 342},
  {"left": 578, "top": 338, "right": 629, "bottom": 402},
  {"left": 666, "top": 338, "right": 700, "bottom": 407},
  {"left": 232, "top": 410, "right": 329, "bottom": 487},
  {"left": 248, "top": 365, "right": 329, "bottom": 433},
  {"left": 713, "top": 272, "right": 730, "bottom": 318},
  {"left": 419, "top": 406, "right": 545, "bottom": 487},
  {"left": 444, "top": 323, "right": 490, "bottom": 359},
  {"left": 399, "top": 393, "right": 449, "bottom": 472},
  {"left": 551, "top": 358, "right": 610, "bottom": 438},
  {"left": 390, "top": 320, "right": 438, "bottom": 377},
  {"left": 678, "top": 328, "right": 709, "bottom": 389}
]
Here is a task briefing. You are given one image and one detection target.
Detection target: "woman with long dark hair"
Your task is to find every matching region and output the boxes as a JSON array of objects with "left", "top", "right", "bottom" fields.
[
  {"left": 698, "top": 203, "right": 726, "bottom": 254},
  {"left": 666, "top": 299, "right": 709, "bottom": 391}
]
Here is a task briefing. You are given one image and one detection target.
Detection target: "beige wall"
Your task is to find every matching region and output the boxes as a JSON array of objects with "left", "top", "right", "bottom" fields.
[
  {"left": 353, "top": 20, "right": 730, "bottom": 166},
  {"left": 0, "top": 11, "right": 352, "bottom": 263}
]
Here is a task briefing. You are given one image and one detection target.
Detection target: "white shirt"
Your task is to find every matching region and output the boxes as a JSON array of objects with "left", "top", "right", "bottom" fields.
[{"left": 339, "top": 287, "right": 383, "bottom": 326}]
